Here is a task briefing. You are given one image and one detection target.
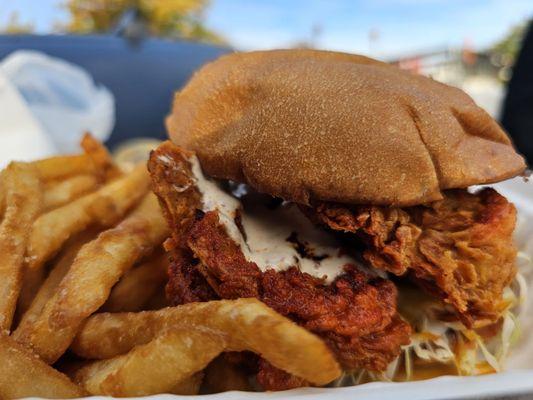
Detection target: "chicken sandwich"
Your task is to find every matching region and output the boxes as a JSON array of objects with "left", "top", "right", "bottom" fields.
[{"left": 148, "top": 50, "right": 528, "bottom": 391}]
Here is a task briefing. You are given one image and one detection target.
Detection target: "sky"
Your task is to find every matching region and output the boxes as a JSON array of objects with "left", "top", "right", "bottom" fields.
[{"left": 1, "top": 0, "right": 532, "bottom": 59}]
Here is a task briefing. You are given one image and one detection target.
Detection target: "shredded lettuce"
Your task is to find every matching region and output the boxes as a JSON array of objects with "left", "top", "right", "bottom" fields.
[{"left": 332, "top": 249, "right": 531, "bottom": 387}]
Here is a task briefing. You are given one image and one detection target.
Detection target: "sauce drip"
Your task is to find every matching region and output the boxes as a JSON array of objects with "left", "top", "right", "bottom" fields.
[{"left": 190, "top": 155, "right": 360, "bottom": 282}]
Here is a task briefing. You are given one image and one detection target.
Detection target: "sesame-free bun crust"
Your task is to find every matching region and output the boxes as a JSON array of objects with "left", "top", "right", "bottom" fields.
[{"left": 167, "top": 49, "right": 526, "bottom": 206}]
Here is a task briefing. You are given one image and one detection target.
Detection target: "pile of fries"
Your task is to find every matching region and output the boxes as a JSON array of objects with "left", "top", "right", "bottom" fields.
[{"left": 0, "top": 135, "right": 341, "bottom": 399}]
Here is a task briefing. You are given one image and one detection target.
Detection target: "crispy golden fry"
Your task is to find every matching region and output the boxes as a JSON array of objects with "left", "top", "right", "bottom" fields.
[
  {"left": 43, "top": 175, "right": 100, "bottom": 212},
  {"left": 17, "top": 194, "right": 169, "bottom": 364},
  {"left": 0, "top": 334, "right": 85, "bottom": 399},
  {"left": 0, "top": 135, "right": 115, "bottom": 216},
  {"left": 14, "top": 229, "right": 100, "bottom": 339},
  {"left": 72, "top": 298, "right": 341, "bottom": 393},
  {"left": 32, "top": 134, "right": 118, "bottom": 184},
  {"left": 0, "top": 162, "right": 42, "bottom": 332},
  {"left": 32, "top": 154, "right": 101, "bottom": 181},
  {"left": 103, "top": 251, "right": 168, "bottom": 313},
  {"left": 17, "top": 175, "right": 100, "bottom": 316},
  {"left": 60, "top": 359, "right": 202, "bottom": 395},
  {"left": 70, "top": 301, "right": 227, "bottom": 359},
  {"left": 27, "top": 164, "right": 150, "bottom": 272},
  {"left": 75, "top": 328, "right": 222, "bottom": 396},
  {"left": 203, "top": 356, "right": 251, "bottom": 393},
  {"left": 80, "top": 133, "right": 122, "bottom": 180}
]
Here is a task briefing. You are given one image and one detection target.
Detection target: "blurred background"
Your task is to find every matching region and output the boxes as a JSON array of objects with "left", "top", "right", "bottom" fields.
[{"left": 0, "top": 0, "right": 532, "bottom": 162}]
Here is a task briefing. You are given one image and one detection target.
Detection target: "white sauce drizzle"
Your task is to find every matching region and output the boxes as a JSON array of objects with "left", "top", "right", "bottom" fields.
[{"left": 189, "top": 155, "right": 359, "bottom": 282}]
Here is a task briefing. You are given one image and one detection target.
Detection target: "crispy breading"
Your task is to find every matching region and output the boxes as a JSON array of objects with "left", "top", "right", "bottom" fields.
[
  {"left": 166, "top": 251, "right": 217, "bottom": 304},
  {"left": 148, "top": 143, "right": 411, "bottom": 390},
  {"left": 257, "top": 359, "right": 308, "bottom": 391},
  {"left": 308, "top": 188, "right": 517, "bottom": 327},
  {"left": 148, "top": 142, "right": 201, "bottom": 247},
  {"left": 187, "top": 211, "right": 262, "bottom": 299},
  {"left": 148, "top": 142, "right": 217, "bottom": 304},
  {"left": 168, "top": 213, "right": 411, "bottom": 388},
  {"left": 186, "top": 211, "right": 410, "bottom": 372}
]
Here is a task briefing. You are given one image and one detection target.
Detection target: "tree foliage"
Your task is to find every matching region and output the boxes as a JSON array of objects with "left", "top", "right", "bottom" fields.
[
  {"left": 62, "top": 0, "right": 224, "bottom": 43},
  {"left": 491, "top": 22, "right": 528, "bottom": 66},
  {"left": 1, "top": 12, "right": 34, "bottom": 34}
]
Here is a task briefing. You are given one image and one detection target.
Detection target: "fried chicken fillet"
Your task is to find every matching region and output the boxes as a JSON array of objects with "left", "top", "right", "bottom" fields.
[
  {"left": 148, "top": 142, "right": 411, "bottom": 390},
  {"left": 306, "top": 189, "right": 517, "bottom": 328}
]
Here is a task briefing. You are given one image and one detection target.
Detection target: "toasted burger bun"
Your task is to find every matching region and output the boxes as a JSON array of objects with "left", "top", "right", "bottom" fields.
[{"left": 167, "top": 49, "right": 526, "bottom": 206}]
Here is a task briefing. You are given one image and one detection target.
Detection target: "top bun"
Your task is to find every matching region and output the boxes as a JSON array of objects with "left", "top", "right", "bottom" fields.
[{"left": 166, "top": 49, "right": 526, "bottom": 206}]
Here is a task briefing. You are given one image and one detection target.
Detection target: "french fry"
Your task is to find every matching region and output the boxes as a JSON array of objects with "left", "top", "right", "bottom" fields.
[
  {"left": 72, "top": 298, "right": 341, "bottom": 396},
  {"left": 14, "top": 229, "right": 100, "bottom": 339},
  {"left": 32, "top": 133, "right": 118, "bottom": 183},
  {"left": 72, "top": 300, "right": 256, "bottom": 359},
  {"left": 0, "top": 162, "right": 42, "bottom": 332},
  {"left": 0, "top": 334, "right": 85, "bottom": 399},
  {"left": 17, "top": 193, "right": 169, "bottom": 364},
  {"left": 18, "top": 226, "right": 102, "bottom": 317},
  {"left": 103, "top": 251, "right": 168, "bottom": 313},
  {"left": 27, "top": 164, "right": 150, "bottom": 272},
  {"left": 32, "top": 154, "right": 101, "bottom": 181},
  {"left": 80, "top": 133, "right": 122, "bottom": 180},
  {"left": 75, "top": 328, "right": 223, "bottom": 396},
  {"left": 60, "top": 359, "right": 204, "bottom": 395},
  {"left": 43, "top": 175, "right": 100, "bottom": 212}
]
